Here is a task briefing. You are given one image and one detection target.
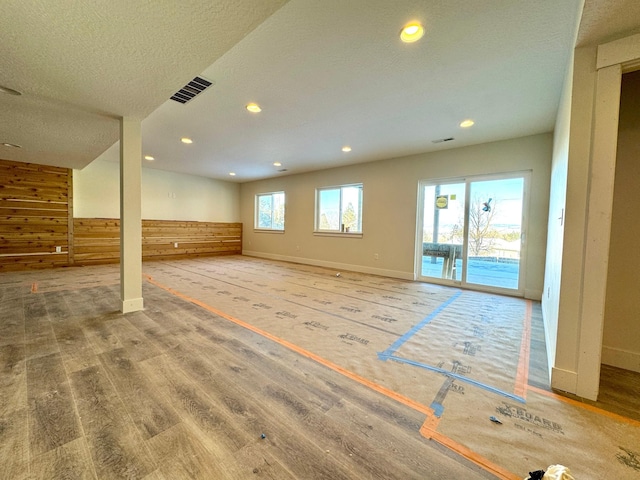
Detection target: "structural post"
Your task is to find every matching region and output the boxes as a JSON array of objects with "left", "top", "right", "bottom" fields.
[{"left": 120, "top": 117, "right": 144, "bottom": 313}]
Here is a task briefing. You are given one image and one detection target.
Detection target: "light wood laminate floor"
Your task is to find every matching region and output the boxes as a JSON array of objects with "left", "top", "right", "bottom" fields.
[{"left": 1, "top": 267, "right": 497, "bottom": 479}]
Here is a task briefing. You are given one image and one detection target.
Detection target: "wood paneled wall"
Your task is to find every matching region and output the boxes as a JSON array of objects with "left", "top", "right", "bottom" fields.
[
  {"left": 1, "top": 158, "right": 241, "bottom": 271},
  {"left": 0, "top": 159, "right": 72, "bottom": 271},
  {"left": 73, "top": 219, "right": 242, "bottom": 266}
]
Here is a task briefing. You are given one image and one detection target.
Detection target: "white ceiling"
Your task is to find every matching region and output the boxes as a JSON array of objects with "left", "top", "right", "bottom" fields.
[{"left": 2, "top": 1, "right": 637, "bottom": 183}]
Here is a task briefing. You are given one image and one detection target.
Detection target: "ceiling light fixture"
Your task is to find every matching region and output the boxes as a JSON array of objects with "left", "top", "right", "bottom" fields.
[
  {"left": 460, "top": 119, "right": 475, "bottom": 128},
  {"left": 144, "top": 155, "right": 155, "bottom": 161},
  {"left": 246, "top": 103, "right": 262, "bottom": 113},
  {"left": 342, "top": 146, "right": 352, "bottom": 152},
  {"left": 181, "top": 137, "right": 193, "bottom": 144},
  {"left": 229, "top": 172, "right": 236, "bottom": 176},
  {"left": 273, "top": 162, "right": 282, "bottom": 167},
  {"left": 400, "top": 22, "right": 424, "bottom": 43},
  {"left": 2, "top": 142, "right": 22, "bottom": 148},
  {"left": 0, "top": 85, "right": 22, "bottom": 96}
]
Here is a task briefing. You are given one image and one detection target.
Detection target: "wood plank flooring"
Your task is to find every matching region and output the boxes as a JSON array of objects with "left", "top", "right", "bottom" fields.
[{"left": 0, "top": 271, "right": 498, "bottom": 479}]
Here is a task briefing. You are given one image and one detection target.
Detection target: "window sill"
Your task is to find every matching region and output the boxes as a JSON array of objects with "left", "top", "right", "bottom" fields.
[
  {"left": 313, "top": 231, "right": 363, "bottom": 238},
  {"left": 254, "top": 229, "right": 285, "bottom": 234}
]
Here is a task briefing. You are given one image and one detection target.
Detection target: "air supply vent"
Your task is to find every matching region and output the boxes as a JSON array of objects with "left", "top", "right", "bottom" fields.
[
  {"left": 432, "top": 137, "right": 455, "bottom": 144},
  {"left": 170, "top": 76, "right": 213, "bottom": 104}
]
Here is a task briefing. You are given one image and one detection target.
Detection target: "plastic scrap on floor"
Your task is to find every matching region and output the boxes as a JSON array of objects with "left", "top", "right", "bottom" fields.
[
  {"left": 260, "top": 433, "right": 266, "bottom": 439},
  {"left": 525, "top": 465, "right": 575, "bottom": 480},
  {"left": 542, "top": 465, "right": 575, "bottom": 480},
  {"left": 489, "top": 415, "right": 502, "bottom": 424}
]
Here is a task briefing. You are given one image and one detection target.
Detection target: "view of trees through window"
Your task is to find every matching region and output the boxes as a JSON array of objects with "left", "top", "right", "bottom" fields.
[
  {"left": 317, "top": 185, "right": 362, "bottom": 232},
  {"left": 256, "top": 192, "right": 285, "bottom": 230}
]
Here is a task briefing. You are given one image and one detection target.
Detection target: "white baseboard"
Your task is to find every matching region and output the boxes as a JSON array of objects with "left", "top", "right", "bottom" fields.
[
  {"left": 121, "top": 297, "right": 144, "bottom": 314},
  {"left": 524, "top": 289, "right": 543, "bottom": 301},
  {"left": 550, "top": 367, "right": 578, "bottom": 394},
  {"left": 601, "top": 346, "right": 640, "bottom": 373},
  {"left": 241, "top": 250, "right": 414, "bottom": 281}
]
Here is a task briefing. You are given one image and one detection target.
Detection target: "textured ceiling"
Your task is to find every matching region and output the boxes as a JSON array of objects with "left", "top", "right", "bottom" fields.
[
  {"left": 5, "top": 0, "right": 631, "bottom": 182},
  {"left": 96, "top": 0, "right": 583, "bottom": 182},
  {"left": 577, "top": 0, "right": 640, "bottom": 46},
  {"left": 0, "top": 0, "right": 289, "bottom": 168}
]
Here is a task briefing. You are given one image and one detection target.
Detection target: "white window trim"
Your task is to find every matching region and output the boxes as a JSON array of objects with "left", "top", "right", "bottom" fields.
[
  {"left": 255, "top": 191, "right": 285, "bottom": 232},
  {"left": 314, "top": 183, "right": 363, "bottom": 235}
]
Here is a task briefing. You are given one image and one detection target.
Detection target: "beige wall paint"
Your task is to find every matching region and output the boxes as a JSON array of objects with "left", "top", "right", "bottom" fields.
[
  {"left": 73, "top": 159, "right": 240, "bottom": 222},
  {"left": 603, "top": 70, "right": 640, "bottom": 373},
  {"left": 240, "top": 134, "right": 552, "bottom": 298}
]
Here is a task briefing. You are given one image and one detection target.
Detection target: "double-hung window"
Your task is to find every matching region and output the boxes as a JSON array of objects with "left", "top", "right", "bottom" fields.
[
  {"left": 315, "top": 184, "right": 363, "bottom": 234},
  {"left": 255, "top": 191, "right": 285, "bottom": 231}
]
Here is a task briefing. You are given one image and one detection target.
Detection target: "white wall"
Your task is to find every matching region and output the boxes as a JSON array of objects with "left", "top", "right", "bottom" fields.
[
  {"left": 73, "top": 159, "right": 240, "bottom": 222},
  {"left": 543, "top": 47, "right": 573, "bottom": 379},
  {"left": 603, "top": 70, "right": 640, "bottom": 373},
  {"left": 240, "top": 134, "right": 552, "bottom": 299}
]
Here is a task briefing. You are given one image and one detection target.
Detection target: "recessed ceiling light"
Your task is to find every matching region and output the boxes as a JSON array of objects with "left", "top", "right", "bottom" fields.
[
  {"left": 181, "top": 137, "right": 193, "bottom": 144},
  {"left": 273, "top": 162, "right": 282, "bottom": 167},
  {"left": 400, "top": 22, "right": 424, "bottom": 43},
  {"left": 460, "top": 119, "right": 475, "bottom": 128},
  {"left": 2, "top": 142, "right": 21, "bottom": 148},
  {"left": 246, "top": 103, "right": 262, "bottom": 113},
  {"left": 0, "top": 85, "right": 22, "bottom": 96},
  {"left": 342, "top": 146, "right": 352, "bottom": 152},
  {"left": 229, "top": 172, "right": 236, "bottom": 176},
  {"left": 144, "top": 155, "right": 155, "bottom": 161}
]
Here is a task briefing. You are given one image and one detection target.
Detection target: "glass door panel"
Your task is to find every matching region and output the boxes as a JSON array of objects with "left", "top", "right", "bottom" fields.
[
  {"left": 420, "top": 182, "right": 465, "bottom": 282},
  {"left": 465, "top": 177, "right": 524, "bottom": 290}
]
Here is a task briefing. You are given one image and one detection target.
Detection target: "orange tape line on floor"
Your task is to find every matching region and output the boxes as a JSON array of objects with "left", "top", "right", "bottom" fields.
[
  {"left": 144, "top": 274, "right": 434, "bottom": 417},
  {"left": 527, "top": 384, "right": 640, "bottom": 428},
  {"left": 514, "top": 300, "right": 532, "bottom": 399},
  {"left": 429, "top": 431, "right": 521, "bottom": 480},
  {"left": 146, "top": 273, "right": 521, "bottom": 480}
]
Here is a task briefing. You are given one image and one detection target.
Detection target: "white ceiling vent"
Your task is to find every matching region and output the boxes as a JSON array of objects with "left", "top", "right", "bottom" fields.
[
  {"left": 432, "top": 137, "right": 455, "bottom": 144},
  {"left": 170, "top": 76, "right": 213, "bottom": 104}
]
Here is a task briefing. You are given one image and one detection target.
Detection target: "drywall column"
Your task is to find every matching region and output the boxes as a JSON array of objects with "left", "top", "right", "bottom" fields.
[
  {"left": 120, "top": 117, "right": 144, "bottom": 313},
  {"left": 575, "top": 64, "right": 622, "bottom": 399}
]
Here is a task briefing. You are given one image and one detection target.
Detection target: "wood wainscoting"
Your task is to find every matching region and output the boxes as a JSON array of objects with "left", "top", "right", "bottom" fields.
[
  {"left": 73, "top": 218, "right": 242, "bottom": 266},
  {"left": 1, "top": 157, "right": 241, "bottom": 271},
  {"left": 0, "top": 159, "right": 72, "bottom": 271}
]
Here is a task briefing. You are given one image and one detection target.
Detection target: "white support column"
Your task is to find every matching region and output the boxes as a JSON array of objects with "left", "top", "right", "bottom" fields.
[{"left": 120, "top": 117, "right": 144, "bottom": 313}]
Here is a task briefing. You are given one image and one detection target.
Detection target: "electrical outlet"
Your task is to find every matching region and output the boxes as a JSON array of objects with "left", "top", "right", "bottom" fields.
[
  {"left": 296, "top": 245, "right": 300, "bottom": 251},
  {"left": 174, "top": 242, "right": 178, "bottom": 248},
  {"left": 55, "top": 246, "right": 62, "bottom": 253},
  {"left": 374, "top": 253, "right": 379, "bottom": 260}
]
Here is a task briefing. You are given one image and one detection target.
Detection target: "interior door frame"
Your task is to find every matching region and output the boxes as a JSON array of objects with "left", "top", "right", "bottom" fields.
[
  {"left": 572, "top": 33, "right": 640, "bottom": 400},
  {"left": 415, "top": 171, "right": 531, "bottom": 297}
]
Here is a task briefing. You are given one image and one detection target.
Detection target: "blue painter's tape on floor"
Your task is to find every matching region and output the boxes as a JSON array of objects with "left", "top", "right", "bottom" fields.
[
  {"left": 378, "top": 290, "right": 463, "bottom": 361},
  {"left": 388, "top": 354, "right": 526, "bottom": 403},
  {"left": 430, "top": 402, "right": 445, "bottom": 418}
]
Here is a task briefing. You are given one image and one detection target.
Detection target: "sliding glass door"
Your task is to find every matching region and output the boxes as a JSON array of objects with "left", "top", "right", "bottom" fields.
[
  {"left": 418, "top": 181, "right": 466, "bottom": 284},
  {"left": 417, "top": 173, "right": 527, "bottom": 295}
]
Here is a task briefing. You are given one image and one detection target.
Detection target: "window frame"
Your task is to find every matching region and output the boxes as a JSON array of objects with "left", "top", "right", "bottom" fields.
[
  {"left": 254, "top": 191, "right": 285, "bottom": 232},
  {"left": 314, "top": 183, "right": 363, "bottom": 236}
]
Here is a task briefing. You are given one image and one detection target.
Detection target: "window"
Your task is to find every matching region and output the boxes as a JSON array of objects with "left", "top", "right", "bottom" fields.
[
  {"left": 255, "top": 192, "right": 285, "bottom": 231},
  {"left": 315, "top": 184, "right": 362, "bottom": 233}
]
